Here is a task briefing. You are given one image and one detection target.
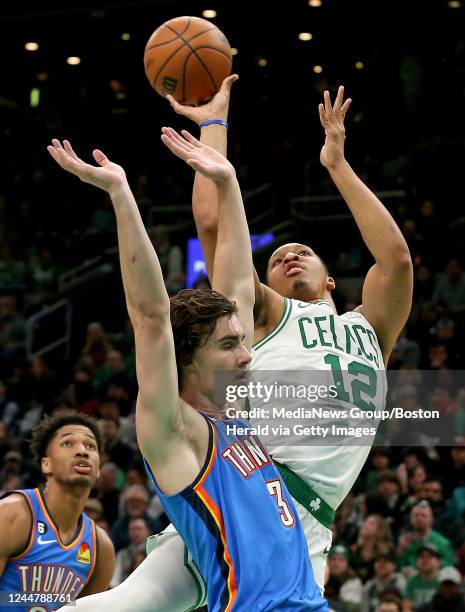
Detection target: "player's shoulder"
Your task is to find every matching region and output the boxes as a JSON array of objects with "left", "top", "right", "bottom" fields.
[
  {"left": 95, "top": 524, "right": 114, "bottom": 553},
  {"left": 338, "top": 305, "right": 370, "bottom": 322},
  {"left": 0, "top": 491, "right": 32, "bottom": 519},
  {"left": 0, "top": 492, "right": 33, "bottom": 556}
]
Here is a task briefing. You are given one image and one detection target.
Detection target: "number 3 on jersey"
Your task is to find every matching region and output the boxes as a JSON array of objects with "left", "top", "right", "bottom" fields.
[{"left": 267, "top": 479, "right": 295, "bottom": 527}]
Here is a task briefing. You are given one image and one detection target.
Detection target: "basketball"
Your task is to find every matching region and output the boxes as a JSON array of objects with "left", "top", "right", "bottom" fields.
[{"left": 144, "top": 16, "right": 232, "bottom": 106}]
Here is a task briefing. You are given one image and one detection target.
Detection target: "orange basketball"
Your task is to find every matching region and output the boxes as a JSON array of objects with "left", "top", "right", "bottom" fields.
[{"left": 144, "top": 16, "right": 232, "bottom": 106}]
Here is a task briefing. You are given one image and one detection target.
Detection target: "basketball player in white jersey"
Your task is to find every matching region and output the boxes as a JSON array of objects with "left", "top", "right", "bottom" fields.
[{"left": 66, "top": 82, "right": 412, "bottom": 610}]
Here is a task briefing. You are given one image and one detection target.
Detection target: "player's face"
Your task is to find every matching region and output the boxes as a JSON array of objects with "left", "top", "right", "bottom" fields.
[
  {"left": 42, "top": 425, "right": 100, "bottom": 488},
  {"left": 266, "top": 243, "right": 334, "bottom": 301},
  {"left": 194, "top": 314, "right": 251, "bottom": 403}
]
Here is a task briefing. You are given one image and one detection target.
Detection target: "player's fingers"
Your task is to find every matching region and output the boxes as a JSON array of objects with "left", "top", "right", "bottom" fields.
[
  {"left": 220, "top": 73, "right": 239, "bottom": 93},
  {"left": 180, "top": 130, "right": 202, "bottom": 148},
  {"left": 51, "top": 138, "right": 64, "bottom": 151},
  {"left": 161, "top": 133, "right": 190, "bottom": 159},
  {"left": 341, "top": 98, "right": 352, "bottom": 116},
  {"left": 318, "top": 103, "right": 328, "bottom": 126},
  {"left": 323, "top": 90, "right": 333, "bottom": 116},
  {"left": 93, "top": 149, "right": 110, "bottom": 166},
  {"left": 166, "top": 94, "right": 190, "bottom": 115},
  {"left": 63, "top": 140, "right": 82, "bottom": 162},
  {"left": 333, "top": 85, "right": 345, "bottom": 111},
  {"left": 46, "top": 145, "right": 60, "bottom": 162},
  {"left": 48, "top": 145, "right": 77, "bottom": 172},
  {"left": 161, "top": 127, "right": 193, "bottom": 151}
]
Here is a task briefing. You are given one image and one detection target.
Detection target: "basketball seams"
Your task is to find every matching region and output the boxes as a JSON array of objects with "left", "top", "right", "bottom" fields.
[
  {"left": 162, "top": 24, "right": 224, "bottom": 102},
  {"left": 145, "top": 19, "right": 191, "bottom": 52},
  {"left": 146, "top": 18, "right": 231, "bottom": 104},
  {"left": 151, "top": 40, "right": 187, "bottom": 91},
  {"left": 181, "top": 46, "right": 189, "bottom": 104},
  {"left": 164, "top": 24, "right": 218, "bottom": 46},
  {"left": 166, "top": 16, "right": 191, "bottom": 37},
  {"left": 190, "top": 46, "right": 232, "bottom": 61},
  {"left": 189, "top": 49, "right": 217, "bottom": 91}
]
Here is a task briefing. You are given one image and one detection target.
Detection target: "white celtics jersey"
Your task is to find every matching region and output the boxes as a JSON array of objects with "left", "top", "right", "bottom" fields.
[{"left": 250, "top": 297, "right": 387, "bottom": 511}]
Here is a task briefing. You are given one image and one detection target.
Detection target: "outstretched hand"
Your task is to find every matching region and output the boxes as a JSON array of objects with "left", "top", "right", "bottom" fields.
[
  {"left": 47, "top": 140, "right": 126, "bottom": 193},
  {"left": 161, "top": 127, "right": 235, "bottom": 183},
  {"left": 166, "top": 74, "right": 238, "bottom": 125},
  {"left": 318, "top": 86, "right": 352, "bottom": 169}
]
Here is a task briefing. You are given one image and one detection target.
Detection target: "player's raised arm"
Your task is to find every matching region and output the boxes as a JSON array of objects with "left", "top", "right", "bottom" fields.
[
  {"left": 161, "top": 128, "right": 254, "bottom": 345},
  {"left": 318, "top": 87, "right": 413, "bottom": 364},
  {"left": 46, "top": 141, "right": 181, "bottom": 467},
  {"left": 167, "top": 76, "right": 268, "bottom": 319}
]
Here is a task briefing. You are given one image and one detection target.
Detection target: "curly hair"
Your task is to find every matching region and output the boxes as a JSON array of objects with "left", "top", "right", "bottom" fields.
[
  {"left": 170, "top": 288, "right": 237, "bottom": 389},
  {"left": 30, "top": 409, "right": 103, "bottom": 466}
]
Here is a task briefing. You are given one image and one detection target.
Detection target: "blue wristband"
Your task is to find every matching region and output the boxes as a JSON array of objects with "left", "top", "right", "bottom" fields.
[{"left": 199, "top": 119, "right": 228, "bottom": 129}]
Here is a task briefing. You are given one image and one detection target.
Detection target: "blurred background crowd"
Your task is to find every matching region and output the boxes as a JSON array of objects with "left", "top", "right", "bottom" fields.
[{"left": 1, "top": 0, "right": 465, "bottom": 609}]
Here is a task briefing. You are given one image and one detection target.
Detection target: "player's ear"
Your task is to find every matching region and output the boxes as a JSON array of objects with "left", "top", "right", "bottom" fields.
[
  {"left": 327, "top": 276, "right": 336, "bottom": 291},
  {"left": 41, "top": 456, "right": 52, "bottom": 477}
]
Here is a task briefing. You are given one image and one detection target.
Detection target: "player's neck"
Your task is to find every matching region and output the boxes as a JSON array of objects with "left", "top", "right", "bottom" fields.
[{"left": 42, "top": 481, "right": 90, "bottom": 534}]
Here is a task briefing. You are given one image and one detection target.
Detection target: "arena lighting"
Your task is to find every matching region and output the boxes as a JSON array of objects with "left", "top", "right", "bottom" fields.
[
  {"left": 299, "top": 32, "right": 313, "bottom": 41},
  {"left": 121, "top": 33, "right": 131, "bottom": 41},
  {"left": 308, "top": 0, "right": 322, "bottom": 6},
  {"left": 448, "top": 0, "right": 461, "bottom": 7},
  {"left": 231, "top": 47, "right": 238, "bottom": 56},
  {"left": 25, "top": 42, "right": 39, "bottom": 51},
  {"left": 202, "top": 9, "right": 217, "bottom": 18},
  {"left": 66, "top": 56, "right": 81, "bottom": 65},
  {"left": 258, "top": 58, "right": 268, "bottom": 67},
  {"left": 30, "top": 88, "right": 40, "bottom": 108},
  {"left": 355, "top": 61, "right": 364, "bottom": 69},
  {"left": 313, "top": 65, "right": 323, "bottom": 73}
]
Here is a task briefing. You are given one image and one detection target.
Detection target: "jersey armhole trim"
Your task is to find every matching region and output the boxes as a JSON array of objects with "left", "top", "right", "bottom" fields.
[
  {"left": 81, "top": 520, "right": 98, "bottom": 591},
  {"left": 253, "top": 297, "right": 292, "bottom": 350},
  {"left": 9, "top": 491, "right": 35, "bottom": 561},
  {"left": 144, "top": 417, "right": 216, "bottom": 498}
]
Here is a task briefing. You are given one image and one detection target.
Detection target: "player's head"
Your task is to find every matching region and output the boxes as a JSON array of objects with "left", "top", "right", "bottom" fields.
[
  {"left": 266, "top": 243, "right": 335, "bottom": 301},
  {"left": 30, "top": 409, "right": 102, "bottom": 489},
  {"left": 170, "top": 288, "right": 251, "bottom": 403}
]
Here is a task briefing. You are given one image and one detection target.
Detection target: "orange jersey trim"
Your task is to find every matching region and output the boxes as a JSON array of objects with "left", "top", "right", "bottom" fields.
[
  {"left": 81, "top": 520, "right": 98, "bottom": 590},
  {"left": 35, "top": 488, "right": 85, "bottom": 550},
  {"left": 9, "top": 492, "right": 36, "bottom": 561},
  {"left": 194, "top": 427, "right": 238, "bottom": 611}
]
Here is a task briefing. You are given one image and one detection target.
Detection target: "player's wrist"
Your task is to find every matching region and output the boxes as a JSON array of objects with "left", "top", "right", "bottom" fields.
[{"left": 199, "top": 119, "right": 229, "bottom": 129}]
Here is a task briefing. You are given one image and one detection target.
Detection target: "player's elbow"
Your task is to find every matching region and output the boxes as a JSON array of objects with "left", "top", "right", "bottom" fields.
[
  {"left": 128, "top": 300, "right": 170, "bottom": 326},
  {"left": 392, "top": 248, "right": 413, "bottom": 271}
]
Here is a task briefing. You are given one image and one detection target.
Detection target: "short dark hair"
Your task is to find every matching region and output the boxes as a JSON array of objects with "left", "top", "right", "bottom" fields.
[
  {"left": 30, "top": 409, "right": 103, "bottom": 466},
  {"left": 378, "top": 592, "right": 403, "bottom": 612},
  {"left": 170, "top": 288, "right": 237, "bottom": 389}
]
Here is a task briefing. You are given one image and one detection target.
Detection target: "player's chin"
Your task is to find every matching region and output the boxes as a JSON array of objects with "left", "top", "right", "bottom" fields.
[{"left": 68, "top": 473, "right": 96, "bottom": 487}]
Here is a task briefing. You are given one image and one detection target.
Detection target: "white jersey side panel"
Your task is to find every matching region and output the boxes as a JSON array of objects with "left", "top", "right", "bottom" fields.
[{"left": 251, "top": 298, "right": 387, "bottom": 510}]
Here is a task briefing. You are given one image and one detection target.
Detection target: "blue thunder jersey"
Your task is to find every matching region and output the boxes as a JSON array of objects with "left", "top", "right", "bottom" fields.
[
  {"left": 144, "top": 415, "right": 327, "bottom": 612},
  {"left": 0, "top": 488, "right": 97, "bottom": 612}
]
